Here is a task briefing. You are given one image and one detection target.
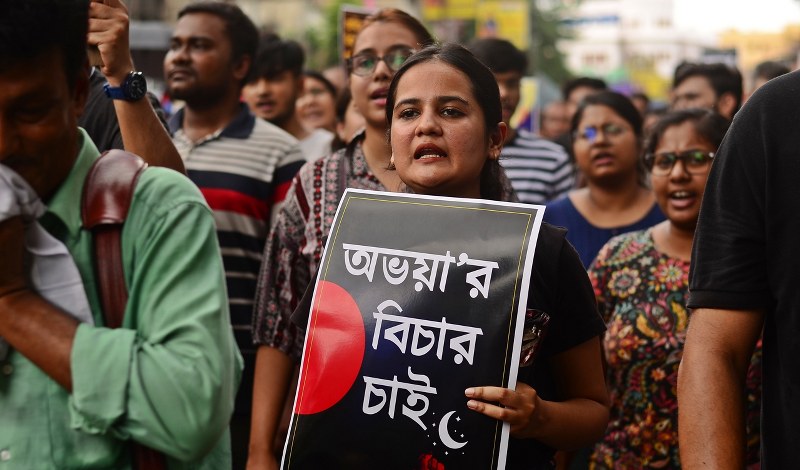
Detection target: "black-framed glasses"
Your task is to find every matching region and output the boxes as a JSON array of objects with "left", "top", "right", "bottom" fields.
[
  {"left": 347, "top": 46, "right": 415, "bottom": 77},
  {"left": 574, "top": 123, "right": 627, "bottom": 143},
  {"left": 645, "top": 150, "right": 715, "bottom": 176}
]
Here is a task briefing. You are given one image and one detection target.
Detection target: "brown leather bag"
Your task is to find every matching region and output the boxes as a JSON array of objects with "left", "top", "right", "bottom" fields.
[{"left": 81, "top": 149, "right": 167, "bottom": 470}]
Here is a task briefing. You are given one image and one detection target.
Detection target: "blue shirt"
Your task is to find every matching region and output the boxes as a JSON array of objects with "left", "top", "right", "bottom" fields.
[{"left": 544, "top": 195, "right": 665, "bottom": 267}]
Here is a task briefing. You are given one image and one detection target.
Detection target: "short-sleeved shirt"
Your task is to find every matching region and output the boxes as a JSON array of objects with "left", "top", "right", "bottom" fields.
[
  {"left": 688, "top": 70, "right": 800, "bottom": 468},
  {"left": 544, "top": 195, "right": 665, "bottom": 267},
  {"left": 170, "top": 104, "right": 305, "bottom": 415},
  {"left": 501, "top": 224, "right": 606, "bottom": 469},
  {"left": 289, "top": 223, "right": 605, "bottom": 470},
  {"left": 500, "top": 129, "right": 574, "bottom": 205},
  {"left": 589, "top": 229, "right": 761, "bottom": 468},
  {"left": 0, "top": 129, "right": 240, "bottom": 468}
]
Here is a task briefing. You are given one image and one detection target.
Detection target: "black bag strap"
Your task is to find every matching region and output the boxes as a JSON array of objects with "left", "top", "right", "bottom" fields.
[{"left": 80, "top": 149, "right": 166, "bottom": 470}]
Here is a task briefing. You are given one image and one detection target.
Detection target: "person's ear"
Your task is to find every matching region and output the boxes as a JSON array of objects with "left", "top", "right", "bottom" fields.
[
  {"left": 233, "top": 55, "right": 252, "bottom": 83},
  {"left": 72, "top": 63, "right": 91, "bottom": 119},
  {"left": 488, "top": 122, "right": 507, "bottom": 160},
  {"left": 716, "top": 92, "right": 738, "bottom": 120}
]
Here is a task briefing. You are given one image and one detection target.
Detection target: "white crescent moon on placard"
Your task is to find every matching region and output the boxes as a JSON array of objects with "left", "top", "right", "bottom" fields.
[{"left": 438, "top": 411, "right": 467, "bottom": 449}]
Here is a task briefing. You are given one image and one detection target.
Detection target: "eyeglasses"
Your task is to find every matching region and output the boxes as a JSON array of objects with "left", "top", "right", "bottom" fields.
[
  {"left": 574, "top": 123, "right": 628, "bottom": 143},
  {"left": 305, "top": 87, "right": 331, "bottom": 97},
  {"left": 347, "top": 47, "right": 415, "bottom": 77},
  {"left": 645, "top": 150, "right": 715, "bottom": 176}
]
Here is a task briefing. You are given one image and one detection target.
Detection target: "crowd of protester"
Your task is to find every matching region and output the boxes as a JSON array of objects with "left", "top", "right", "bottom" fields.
[{"left": 1, "top": 0, "right": 797, "bottom": 468}]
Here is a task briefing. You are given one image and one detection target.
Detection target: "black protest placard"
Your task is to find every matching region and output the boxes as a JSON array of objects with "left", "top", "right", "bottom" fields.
[{"left": 282, "top": 189, "right": 544, "bottom": 470}]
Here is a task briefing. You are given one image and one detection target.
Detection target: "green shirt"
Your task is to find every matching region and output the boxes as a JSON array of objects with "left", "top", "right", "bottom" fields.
[{"left": 0, "top": 130, "right": 242, "bottom": 468}]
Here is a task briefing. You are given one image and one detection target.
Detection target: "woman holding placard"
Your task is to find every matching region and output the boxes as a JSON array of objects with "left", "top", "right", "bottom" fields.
[{"left": 386, "top": 43, "right": 609, "bottom": 469}]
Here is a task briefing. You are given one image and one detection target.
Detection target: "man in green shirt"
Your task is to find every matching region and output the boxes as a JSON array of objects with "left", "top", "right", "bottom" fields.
[{"left": 0, "top": 1, "right": 241, "bottom": 467}]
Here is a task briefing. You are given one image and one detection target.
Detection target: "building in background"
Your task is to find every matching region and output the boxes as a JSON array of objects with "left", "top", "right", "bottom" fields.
[
  {"left": 718, "top": 25, "right": 800, "bottom": 89},
  {"left": 558, "top": 0, "right": 708, "bottom": 99},
  {"left": 126, "top": 0, "right": 799, "bottom": 113}
]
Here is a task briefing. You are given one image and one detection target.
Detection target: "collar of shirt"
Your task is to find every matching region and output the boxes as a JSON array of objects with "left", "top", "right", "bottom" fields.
[
  {"left": 168, "top": 102, "right": 255, "bottom": 141},
  {"left": 41, "top": 128, "right": 100, "bottom": 241},
  {"left": 349, "top": 130, "right": 372, "bottom": 179}
]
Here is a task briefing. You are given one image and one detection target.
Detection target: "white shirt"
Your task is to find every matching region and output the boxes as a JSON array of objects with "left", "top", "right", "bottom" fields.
[{"left": 0, "top": 165, "right": 93, "bottom": 360}]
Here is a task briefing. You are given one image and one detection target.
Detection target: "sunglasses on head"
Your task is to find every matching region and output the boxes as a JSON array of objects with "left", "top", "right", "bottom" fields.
[{"left": 347, "top": 46, "right": 415, "bottom": 77}]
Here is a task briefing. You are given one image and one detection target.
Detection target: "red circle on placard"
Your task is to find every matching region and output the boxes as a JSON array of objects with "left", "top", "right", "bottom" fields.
[{"left": 295, "top": 280, "right": 366, "bottom": 415}]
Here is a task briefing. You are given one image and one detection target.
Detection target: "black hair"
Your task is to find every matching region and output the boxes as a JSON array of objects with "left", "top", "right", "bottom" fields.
[
  {"left": 386, "top": 43, "right": 506, "bottom": 201},
  {"left": 673, "top": 62, "right": 743, "bottom": 115},
  {"left": 562, "top": 76, "right": 608, "bottom": 102},
  {"left": 335, "top": 86, "right": 353, "bottom": 123},
  {"left": 570, "top": 91, "right": 643, "bottom": 138},
  {"left": 247, "top": 34, "right": 306, "bottom": 82},
  {"left": 0, "top": 0, "right": 88, "bottom": 89},
  {"left": 644, "top": 108, "right": 731, "bottom": 159},
  {"left": 331, "top": 86, "right": 355, "bottom": 151},
  {"left": 753, "top": 60, "right": 790, "bottom": 82},
  {"left": 304, "top": 70, "right": 337, "bottom": 99},
  {"left": 570, "top": 91, "right": 647, "bottom": 186},
  {"left": 178, "top": 1, "right": 258, "bottom": 77},
  {"left": 466, "top": 37, "right": 528, "bottom": 75},
  {"left": 631, "top": 91, "right": 650, "bottom": 106}
]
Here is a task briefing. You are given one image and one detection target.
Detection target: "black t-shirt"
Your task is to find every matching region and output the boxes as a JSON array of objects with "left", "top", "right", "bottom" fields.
[
  {"left": 79, "top": 69, "right": 124, "bottom": 152},
  {"left": 508, "top": 223, "right": 605, "bottom": 469},
  {"left": 292, "top": 223, "right": 605, "bottom": 469},
  {"left": 688, "top": 70, "right": 800, "bottom": 468},
  {"left": 78, "top": 69, "right": 170, "bottom": 153}
]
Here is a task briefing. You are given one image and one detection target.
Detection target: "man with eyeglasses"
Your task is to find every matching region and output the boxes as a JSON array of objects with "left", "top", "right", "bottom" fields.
[
  {"left": 162, "top": 2, "right": 305, "bottom": 467},
  {"left": 678, "top": 68, "right": 800, "bottom": 467},
  {"left": 242, "top": 35, "right": 334, "bottom": 161},
  {"left": 468, "top": 38, "right": 574, "bottom": 205}
]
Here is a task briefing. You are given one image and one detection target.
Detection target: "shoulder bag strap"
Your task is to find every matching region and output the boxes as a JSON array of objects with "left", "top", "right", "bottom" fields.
[{"left": 80, "top": 149, "right": 166, "bottom": 470}]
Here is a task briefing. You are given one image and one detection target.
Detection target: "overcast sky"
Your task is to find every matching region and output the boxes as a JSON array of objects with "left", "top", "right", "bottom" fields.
[{"left": 673, "top": 0, "right": 800, "bottom": 35}]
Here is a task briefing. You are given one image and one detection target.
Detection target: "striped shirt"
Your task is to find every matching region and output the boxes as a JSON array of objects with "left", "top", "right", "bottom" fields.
[
  {"left": 500, "top": 129, "right": 574, "bottom": 204},
  {"left": 170, "top": 104, "right": 305, "bottom": 413}
]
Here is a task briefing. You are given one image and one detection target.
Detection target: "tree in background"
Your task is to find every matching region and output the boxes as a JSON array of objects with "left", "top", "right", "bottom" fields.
[
  {"left": 303, "top": 0, "right": 348, "bottom": 70},
  {"left": 530, "top": 0, "right": 574, "bottom": 85},
  {"left": 299, "top": 0, "right": 576, "bottom": 83}
]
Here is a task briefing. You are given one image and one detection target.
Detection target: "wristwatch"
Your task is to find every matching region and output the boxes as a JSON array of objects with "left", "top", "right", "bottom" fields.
[{"left": 103, "top": 71, "right": 147, "bottom": 101}]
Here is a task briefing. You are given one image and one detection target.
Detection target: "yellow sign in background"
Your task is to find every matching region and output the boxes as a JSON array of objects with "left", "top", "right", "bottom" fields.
[
  {"left": 476, "top": 1, "right": 530, "bottom": 50},
  {"left": 422, "top": 0, "right": 530, "bottom": 51}
]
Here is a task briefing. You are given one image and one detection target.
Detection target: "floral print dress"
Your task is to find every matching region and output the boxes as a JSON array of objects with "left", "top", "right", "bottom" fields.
[{"left": 587, "top": 228, "right": 762, "bottom": 469}]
